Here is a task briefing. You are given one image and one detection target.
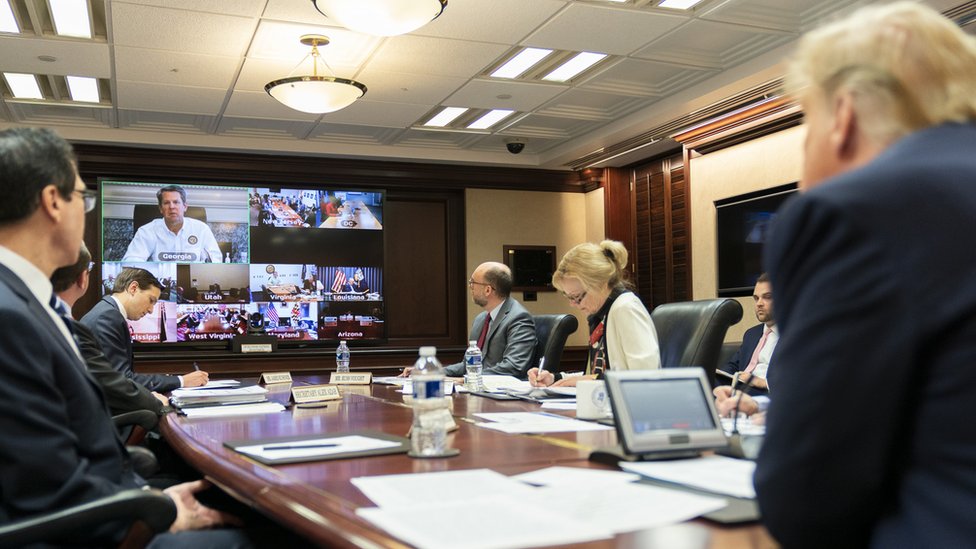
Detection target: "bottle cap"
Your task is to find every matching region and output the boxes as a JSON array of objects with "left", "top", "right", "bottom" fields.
[
  {"left": 340, "top": 340, "right": 347, "bottom": 344},
  {"left": 468, "top": 340, "right": 478, "bottom": 346},
  {"left": 419, "top": 346, "right": 437, "bottom": 356}
]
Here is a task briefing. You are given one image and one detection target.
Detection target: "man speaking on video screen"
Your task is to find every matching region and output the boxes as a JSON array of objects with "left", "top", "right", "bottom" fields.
[{"left": 123, "top": 185, "right": 222, "bottom": 263}]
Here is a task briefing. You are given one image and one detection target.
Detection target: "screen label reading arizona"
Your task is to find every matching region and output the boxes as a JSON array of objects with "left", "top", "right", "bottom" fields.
[{"left": 159, "top": 252, "right": 199, "bottom": 262}]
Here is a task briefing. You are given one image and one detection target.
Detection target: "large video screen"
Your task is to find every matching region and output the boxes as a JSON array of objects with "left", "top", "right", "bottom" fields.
[{"left": 99, "top": 181, "right": 386, "bottom": 347}]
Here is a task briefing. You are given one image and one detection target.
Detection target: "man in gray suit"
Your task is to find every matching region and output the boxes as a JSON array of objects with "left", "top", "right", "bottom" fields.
[{"left": 447, "top": 262, "right": 536, "bottom": 378}]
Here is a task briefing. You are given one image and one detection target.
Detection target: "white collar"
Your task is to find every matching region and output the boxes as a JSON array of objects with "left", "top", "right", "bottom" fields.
[{"left": 0, "top": 245, "right": 55, "bottom": 308}]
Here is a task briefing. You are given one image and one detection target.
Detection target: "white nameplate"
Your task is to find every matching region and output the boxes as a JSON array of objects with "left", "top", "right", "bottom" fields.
[
  {"left": 241, "top": 344, "right": 274, "bottom": 354},
  {"left": 292, "top": 384, "right": 342, "bottom": 404},
  {"left": 260, "top": 371, "right": 293, "bottom": 384},
  {"left": 329, "top": 372, "right": 372, "bottom": 385}
]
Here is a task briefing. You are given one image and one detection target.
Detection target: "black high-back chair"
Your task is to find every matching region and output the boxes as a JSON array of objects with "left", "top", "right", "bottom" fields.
[
  {"left": 650, "top": 298, "right": 743, "bottom": 384},
  {"left": 531, "top": 314, "right": 579, "bottom": 376}
]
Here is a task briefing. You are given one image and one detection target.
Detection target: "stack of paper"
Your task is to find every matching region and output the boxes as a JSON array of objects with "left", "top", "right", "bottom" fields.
[
  {"left": 170, "top": 384, "right": 270, "bottom": 409},
  {"left": 352, "top": 468, "right": 726, "bottom": 549},
  {"left": 619, "top": 455, "right": 757, "bottom": 499},
  {"left": 473, "top": 412, "right": 612, "bottom": 433},
  {"left": 181, "top": 402, "right": 285, "bottom": 418}
]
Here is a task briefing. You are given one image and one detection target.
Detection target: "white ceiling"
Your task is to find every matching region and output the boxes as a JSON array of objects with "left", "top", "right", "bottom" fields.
[{"left": 0, "top": 0, "right": 968, "bottom": 170}]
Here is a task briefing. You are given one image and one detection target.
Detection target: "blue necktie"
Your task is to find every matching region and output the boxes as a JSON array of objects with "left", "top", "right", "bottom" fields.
[{"left": 49, "top": 294, "right": 76, "bottom": 338}]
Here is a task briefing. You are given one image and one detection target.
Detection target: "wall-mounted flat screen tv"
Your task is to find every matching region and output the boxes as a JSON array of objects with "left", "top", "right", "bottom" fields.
[
  {"left": 99, "top": 180, "right": 386, "bottom": 348},
  {"left": 715, "top": 182, "right": 797, "bottom": 297}
]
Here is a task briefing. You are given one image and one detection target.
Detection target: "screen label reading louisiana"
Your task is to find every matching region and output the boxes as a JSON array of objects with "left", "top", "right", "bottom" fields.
[{"left": 99, "top": 181, "right": 386, "bottom": 346}]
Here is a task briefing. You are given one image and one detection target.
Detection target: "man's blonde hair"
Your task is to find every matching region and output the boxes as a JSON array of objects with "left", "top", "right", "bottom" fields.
[{"left": 788, "top": 1, "right": 976, "bottom": 145}]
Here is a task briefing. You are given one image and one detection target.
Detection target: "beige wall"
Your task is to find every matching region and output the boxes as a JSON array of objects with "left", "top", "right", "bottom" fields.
[
  {"left": 466, "top": 187, "right": 605, "bottom": 347},
  {"left": 689, "top": 126, "right": 805, "bottom": 342}
]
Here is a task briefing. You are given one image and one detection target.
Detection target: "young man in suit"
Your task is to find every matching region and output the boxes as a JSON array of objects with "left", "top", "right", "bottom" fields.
[
  {"left": 81, "top": 267, "right": 208, "bottom": 392},
  {"left": 0, "top": 127, "right": 246, "bottom": 546},
  {"left": 402, "top": 262, "right": 536, "bottom": 378},
  {"left": 754, "top": 3, "right": 976, "bottom": 547},
  {"left": 52, "top": 243, "right": 168, "bottom": 418},
  {"left": 716, "top": 272, "right": 777, "bottom": 395}
]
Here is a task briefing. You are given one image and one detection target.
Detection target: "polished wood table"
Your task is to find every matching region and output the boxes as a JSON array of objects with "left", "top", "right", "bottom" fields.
[{"left": 161, "top": 378, "right": 776, "bottom": 548}]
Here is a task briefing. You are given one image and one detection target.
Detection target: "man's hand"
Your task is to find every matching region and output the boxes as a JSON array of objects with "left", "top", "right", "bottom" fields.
[
  {"left": 182, "top": 370, "right": 209, "bottom": 387},
  {"left": 152, "top": 392, "right": 170, "bottom": 406},
  {"left": 713, "top": 386, "right": 759, "bottom": 417},
  {"left": 527, "top": 367, "right": 554, "bottom": 387},
  {"left": 164, "top": 480, "right": 242, "bottom": 532},
  {"left": 398, "top": 367, "right": 412, "bottom": 378},
  {"left": 736, "top": 372, "right": 768, "bottom": 390}
]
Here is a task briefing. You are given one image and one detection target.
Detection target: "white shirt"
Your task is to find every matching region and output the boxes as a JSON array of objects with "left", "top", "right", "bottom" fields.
[
  {"left": 0, "top": 245, "right": 82, "bottom": 361},
  {"left": 122, "top": 217, "right": 222, "bottom": 263},
  {"left": 752, "top": 325, "right": 779, "bottom": 380}
]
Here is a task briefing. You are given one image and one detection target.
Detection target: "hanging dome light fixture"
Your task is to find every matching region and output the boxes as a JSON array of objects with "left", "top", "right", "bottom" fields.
[
  {"left": 311, "top": 0, "right": 448, "bottom": 37},
  {"left": 265, "top": 34, "right": 367, "bottom": 114}
]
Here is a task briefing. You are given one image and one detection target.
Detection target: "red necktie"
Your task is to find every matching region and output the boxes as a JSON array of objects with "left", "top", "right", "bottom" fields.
[
  {"left": 744, "top": 326, "right": 771, "bottom": 373},
  {"left": 477, "top": 314, "right": 492, "bottom": 351}
]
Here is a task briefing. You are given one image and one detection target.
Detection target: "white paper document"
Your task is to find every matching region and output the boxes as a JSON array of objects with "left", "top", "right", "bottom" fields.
[
  {"left": 181, "top": 402, "right": 285, "bottom": 418},
  {"left": 534, "top": 482, "right": 726, "bottom": 534},
  {"left": 721, "top": 416, "right": 766, "bottom": 436},
  {"left": 235, "top": 435, "right": 401, "bottom": 461},
  {"left": 171, "top": 384, "right": 267, "bottom": 399},
  {"left": 620, "top": 455, "right": 757, "bottom": 499},
  {"left": 512, "top": 466, "right": 641, "bottom": 487},
  {"left": 177, "top": 379, "right": 241, "bottom": 390},
  {"left": 539, "top": 400, "right": 576, "bottom": 410},
  {"left": 357, "top": 495, "right": 610, "bottom": 549},
  {"left": 473, "top": 412, "right": 612, "bottom": 433},
  {"left": 372, "top": 376, "right": 409, "bottom": 386},
  {"left": 352, "top": 469, "right": 536, "bottom": 509},
  {"left": 479, "top": 375, "right": 532, "bottom": 393}
]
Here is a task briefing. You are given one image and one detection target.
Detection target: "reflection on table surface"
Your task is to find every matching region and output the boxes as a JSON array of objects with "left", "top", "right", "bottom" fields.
[
  {"left": 161, "top": 377, "right": 775, "bottom": 548},
  {"left": 319, "top": 200, "right": 382, "bottom": 230}
]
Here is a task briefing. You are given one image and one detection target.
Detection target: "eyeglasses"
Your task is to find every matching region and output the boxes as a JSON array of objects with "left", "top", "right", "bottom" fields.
[
  {"left": 73, "top": 189, "right": 97, "bottom": 213},
  {"left": 468, "top": 279, "right": 491, "bottom": 288},
  {"left": 563, "top": 290, "right": 587, "bottom": 305}
]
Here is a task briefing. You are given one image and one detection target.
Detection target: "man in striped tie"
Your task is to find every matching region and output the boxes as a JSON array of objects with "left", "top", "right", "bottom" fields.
[{"left": 714, "top": 272, "right": 777, "bottom": 417}]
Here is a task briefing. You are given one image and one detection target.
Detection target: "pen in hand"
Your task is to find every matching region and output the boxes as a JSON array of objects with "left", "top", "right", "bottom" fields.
[
  {"left": 192, "top": 362, "right": 200, "bottom": 371},
  {"left": 262, "top": 443, "right": 339, "bottom": 451}
]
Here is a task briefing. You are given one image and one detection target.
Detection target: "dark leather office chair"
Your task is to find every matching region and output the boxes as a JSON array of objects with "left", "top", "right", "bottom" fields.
[
  {"left": 532, "top": 314, "right": 579, "bottom": 376},
  {"left": 650, "top": 298, "right": 743, "bottom": 384},
  {"left": 0, "top": 489, "right": 176, "bottom": 549}
]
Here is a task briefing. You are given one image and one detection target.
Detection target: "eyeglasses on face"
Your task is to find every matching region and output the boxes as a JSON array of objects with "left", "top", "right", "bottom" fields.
[
  {"left": 73, "top": 189, "right": 97, "bottom": 213},
  {"left": 563, "top": 290, "right": 587, "bottom": 305},
  {"left": 468, "top": 279, "right": 491, "bottom": 288}
]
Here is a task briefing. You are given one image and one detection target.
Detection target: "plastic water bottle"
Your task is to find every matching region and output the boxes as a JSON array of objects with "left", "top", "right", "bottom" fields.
[
  {"left": 463, "top": 340, "right": 483, "bottom": 391},
  {"left": 336, "top": 340, "right": 350, "bottom": 373},
  {"left": 410, "top": 346, "right": 447, "bottom": 456}
]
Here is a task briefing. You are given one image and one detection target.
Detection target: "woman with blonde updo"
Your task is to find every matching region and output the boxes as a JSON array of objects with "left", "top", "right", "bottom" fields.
[{"left": 528, "top": 240, "right": 659, "bottom": 387}]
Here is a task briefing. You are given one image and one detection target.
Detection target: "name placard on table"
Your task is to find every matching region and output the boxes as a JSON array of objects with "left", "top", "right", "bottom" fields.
[
  {"left": 292, "top": 384, "right": 342, "bottom": 404},
  {"left": 329, "top": 372, "right": 372, "bottom": 385},
  {"left": 261, "top": 371, "right": 293, "bottom": 384}
]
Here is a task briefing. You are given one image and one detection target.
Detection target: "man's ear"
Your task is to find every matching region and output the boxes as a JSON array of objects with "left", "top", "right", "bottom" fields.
[
  {"left": 38, "top": 185, "right": 63, "bottom": 222},
  {"left": 830, "top": 91, "right": 860, "bottom": 161}
]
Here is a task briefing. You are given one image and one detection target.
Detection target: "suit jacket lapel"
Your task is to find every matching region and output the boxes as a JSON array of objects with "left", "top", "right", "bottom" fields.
[{"left": 484, "top": 298, "right": 512, "bottom": 350}]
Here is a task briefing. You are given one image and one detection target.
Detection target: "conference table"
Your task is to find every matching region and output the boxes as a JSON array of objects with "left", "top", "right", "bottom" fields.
[{"left": 161, "top": 377, "right": 776, "bottom": 548}]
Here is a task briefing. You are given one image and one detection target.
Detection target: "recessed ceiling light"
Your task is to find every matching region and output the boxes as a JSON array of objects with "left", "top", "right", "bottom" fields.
[
  {"left": 0, "top": 0, "right": 18, "bottom": 33},
  {"left": 658, "top": 0, "right": 704, "bottom": 9},
  {"left": 3, "top": 73, "right": 43, "bottom": 99},
  {"left": 424, "top": 107, "right": 468, "bottom": 127},
  {"left": 490, "top": 48, "right": 553, "bottom": 79},
  {"left": 467, "top": 109, "right": 514, "bottom": 130},
  {"left": 67, "top": 76, "right": 99, "bottom": 102},
  {"left": 49, "top": 0, "right": 92, "bottom": 38},
  {"left": 542, "top": 52, "right": 607, "bottom": 82}
]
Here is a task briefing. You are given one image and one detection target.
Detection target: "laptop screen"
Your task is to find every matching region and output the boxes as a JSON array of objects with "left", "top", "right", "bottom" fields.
[{"left": 605, "top": 368, "right": 728, "bottom": 457}]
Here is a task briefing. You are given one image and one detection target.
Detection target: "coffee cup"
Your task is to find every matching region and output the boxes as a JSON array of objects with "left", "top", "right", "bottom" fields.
[{"left": 576, "top": 379, "right": 611, "bottom": 420}]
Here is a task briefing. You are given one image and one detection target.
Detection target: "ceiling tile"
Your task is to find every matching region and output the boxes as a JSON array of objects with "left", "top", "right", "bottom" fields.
[
  {"left": 525, "top": 3, "right": 687, "bottom": 55},
  {"left": 636, "top": 19, "right": 789, "bottom": 68},
  {"left": 535, "top": 88, "right": 647, "bottom": 121},
  {"left": 701, "top": 0, "right": 861, "bottom": 32},
  {"left": 414, "top": 0, "right": 567, "bottom": 43},
  {"left": 114, "top": 47, "right": 239, "bottom": 88},
  {"left": 307, "top": 123, "right": 404, "bottom": 146},
  {"left": 114, "top": 0, "right": 266, "bottom": 17},
  {"left": 116, "top": 81, "right": 228, "bottom": 114},
  {"left": 444, "top": 79, "right": 567, "bottom": 111},
  {"left": 502, "top": 112, "right": 603, "bottom": 139},
  {"left": 0, "top": 36, "right": 110, "bottom": 77},
  {"left": 367, "top": 35, "right": 510, "bottom": 78},
  {"left": 579, "top": 57, "right": 715, "bottom": 97},
  {"left": 4, "top": 102, "right": 113, "bottom": 127},
  {"left": 247, "top": 20, "right": 381, "bottom": 65},
  {"left": 117, "top": 110, "right": 215, "bottom": 135},
  {"left": 350, "top": 69, "right": 467, "bottom": 105},
  {"left": 315, "top": 99, "right": 433, "bottom": 128},
  {"left": 111, "top": 3, "right": 257, "bottom": 56},
  {"left": 216, "top": 116, "right": 316, "bottom": 140}
]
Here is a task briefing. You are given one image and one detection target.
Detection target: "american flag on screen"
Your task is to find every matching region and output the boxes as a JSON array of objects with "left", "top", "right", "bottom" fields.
[
  {"left": 331, "top": 269, "right": 347, "bottom": 293},
  {"left": 266, "top": 304, "right": 280, "bottom": 325}
]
